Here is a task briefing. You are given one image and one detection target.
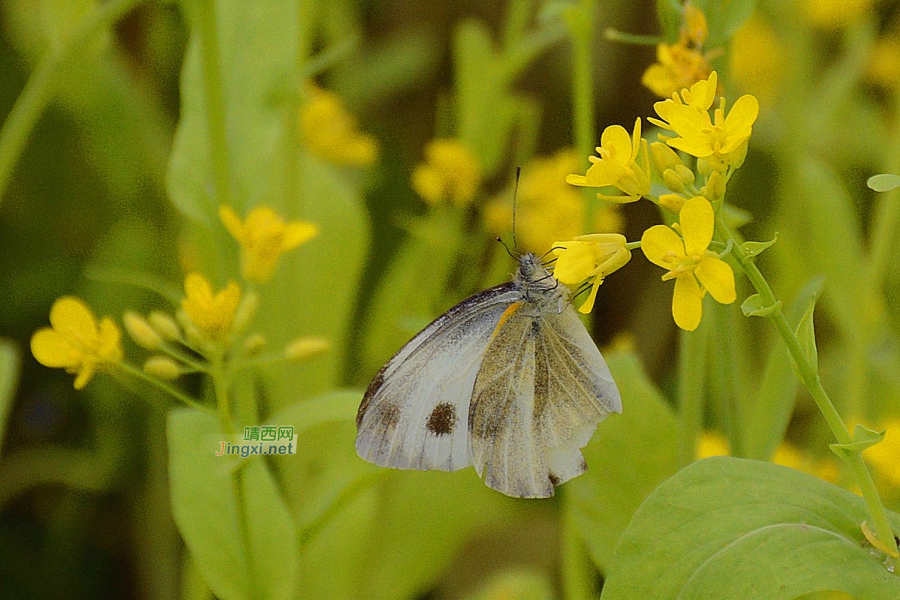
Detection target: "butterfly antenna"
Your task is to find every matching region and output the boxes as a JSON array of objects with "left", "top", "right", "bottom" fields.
[
  {"left": 496, "top": 237, "right": 516, "bottom": 259},
  {"left": 512, "top": 166, "right": 521, "bottom": 254}
]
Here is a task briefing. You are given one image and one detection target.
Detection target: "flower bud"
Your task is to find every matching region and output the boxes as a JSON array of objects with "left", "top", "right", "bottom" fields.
[
  {"left": 650, "top": 142, "right": 682, "bottom": 173},
  {"left": 659, "top": 193, "right": 687, "bottom": 214},
  {"left": 123, "top": 311, "right": 163, "bottom": 350},
  {"left": 673, "top": 164, "right": 695, "bottom": 187},
  {"left": 705, "top": 171, "right": 726, "bottom": 211},
  {"left": 662, "top": 169, "right": 686, "bottom": 193},
  {"left": 242, "top": 333, "right": 266, "bottom": 356},
  {"left": 285, "top": 337, "right": 330, "bottom": 361},
  {"left": 148, "top": 310, "right": 181, "bottom": 341},
  {"left": 143, "top": 355, "right": 181, "bottom": 380}
]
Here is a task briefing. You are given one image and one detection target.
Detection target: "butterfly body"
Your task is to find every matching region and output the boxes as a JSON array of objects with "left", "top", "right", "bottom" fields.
[{"left": 356, "top": 252, "right": 621, "bottom": 498}]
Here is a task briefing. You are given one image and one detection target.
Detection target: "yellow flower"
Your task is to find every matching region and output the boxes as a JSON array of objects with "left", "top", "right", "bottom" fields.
[
  {"left": 641, "top": 196, "right": 736, "bottom": 331},
  {"left": 411, "top": 139, "right": 481, "bottom": 207},
  {"left": 483, "top": 150, "right": 623, "bottom": 255},
  {"left": 650, "top": 72, "right": 758, "bottom": 172},
  {"left": 802, "top": 0, "right": 875, "bottom": 30},
  {"left": 31, "top": 297, "right": 123, "bottom": 389},
  {"left": 863, "top": 419, "right": 900, "bottom": 491},
  {"left": 772, "top": 443, "right": 841, "bottom": 485},
  {"left": 566, "top": 118, "right": 650, "bottom": 203},
  {"left": 730, "top": 15, "right": 785, "bottom": 105},
  {"left": 551, "top": 234, "right": 631, "bottom": 313},
  {"left": 867, "top": 34, "right": 900, "bottom": 91},
  {"left": 220, "top": 206, "right": 317, "bottom": 283},
  {"left": 299, "top": 86, "right": 378, "bottom": 166},
  {"left": 181, "top": 273, "right": 242, "bottom": 342},
  {"left": 696, "top": 430, "right": 730, "bottom": 459},
  {"left": 642, "top": 4, "right": 713, "bottom": 98}
]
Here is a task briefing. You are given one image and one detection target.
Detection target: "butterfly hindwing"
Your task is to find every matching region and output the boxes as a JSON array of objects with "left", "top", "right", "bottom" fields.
[
  {"left": 469, "top": 301, "right": 621, "bottom": 498},
  {"left": 356, "top": 284, "right": 522, "bottom": 472}
]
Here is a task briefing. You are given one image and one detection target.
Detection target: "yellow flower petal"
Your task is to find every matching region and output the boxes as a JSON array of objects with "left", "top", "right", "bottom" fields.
[
  {"left": 679, "top": 196, "right": 714, "bottom": 257},
  {"left": 219, "top": 206, "right": 245, "bottom": 243},
  {"left": 49, "top": 297, "right": 97, "bottom": 343},
  {"left": 641, "top": 225, "right": 685, "bottom": 269},
  {"left": 73, "top": 363, "right": 96, "bottom": 390},
  {"left": 578, "top": 279, "right": 601, "bottom": 314},
  {"left": 281, "top": 221, "right": 318, "bottom": 251},
  {"left": 31, "top": 328, "right": 81, "bottom": 368},
  {"left": 566, "top": 174, "right": 589, "bottom": 187},
  {"left": 630, "top": 118, "right": 642, "bottom": 161},
  {"left": 695, "top": 256, "right": 736, "bottom": 304},
  {"left": 583, "top": 160, "right": 629, "bottom": 188},
  {"left": 600, "top": 125, "right": 632, "bottom": 164},
  {"left": 673, "top": 274, "right": 703, "bottom": 331},
  {"left": 722, "top": 94, "right": 760, "bottom": 147},
  {"left": 553, "top": 242, "right": 597, "bottom": 285},
  {"left": 97, "top": 317, "right": 124, "bottom": 363}
]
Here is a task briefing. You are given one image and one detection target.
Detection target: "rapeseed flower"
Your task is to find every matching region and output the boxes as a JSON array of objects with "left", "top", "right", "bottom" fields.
[
  {"left": 552, "top": 234, "right": 631, "bottom": 313},
  {"left": 566, "top": 118, "right": 650, "bottom": 203},
  {"left": 641, "top": 196, "right": 735, "bottom": 331},
  {"left": 181, "top": 273, "right": 242, "bottom": 343},
  {"left": 220, "top": 206, "right": 317, "bottom": 283},
  {"left": 642, "top": 4, "right": 713, "bottom": 98},
  {"left": 411, "top": 139, "right": 481, "bottom": 207},
  {"left": 31, "top": 297, "right": 123, "bottom": 389},
  {"left": 300, "top": 86, "right": 378, "bottom": 166}
]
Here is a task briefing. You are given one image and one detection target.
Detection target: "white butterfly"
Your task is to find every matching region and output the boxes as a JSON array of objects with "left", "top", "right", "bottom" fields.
[{"left": 356, "top": 252, "right": 622, "bottom": 498}]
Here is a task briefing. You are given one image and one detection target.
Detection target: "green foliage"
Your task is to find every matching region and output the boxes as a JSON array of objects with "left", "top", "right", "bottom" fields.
[
  {"left": 168, "top": 408, "right": 298, "bottom": 600},
  {"left": 602, "top": 457, "right": 900, "bottom": 600},
  {"left": 0, "top": 339, "right": 19, "bottom": 454},
  {"left": 568, "top": 351, "right": 680, "bottom": 573}
]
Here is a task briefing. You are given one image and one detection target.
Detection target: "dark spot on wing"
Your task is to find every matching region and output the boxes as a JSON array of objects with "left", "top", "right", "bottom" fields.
[
  {"left": 357, "top": 367, "right": 385, "bottom": 428},
  {"left": 375, "top": 401, "right": 401, "bottom": 431},
  {"left": 548, "top": 473, "right": 561, "bottom": 486},
  {"left": 426, "top": 402, "right": 456, "bottom": 436}
]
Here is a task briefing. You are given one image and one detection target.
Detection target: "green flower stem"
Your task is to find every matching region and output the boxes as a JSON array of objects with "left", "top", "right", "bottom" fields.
[
  {"left": 117, "top": 362, "right": 212, "bottom": 415},
  {"left": 195, "top": 0, "right": 233, "bottom": 209},
  {"left": 209, "top": 356, "right": 235, "bottom": 435},
  {"left": 0, "top": 0, "right": 141, "bottom": 203},
  {"left": 717, "top": 216, "right": 900, "bottom": 564},
  {"left": 160, "top": 342, "right": 208, "bottom": 374},
  {"left": 565, "top": 0, "right": 598, "bottom": 235},
  {"left": 561, "top": 490, "right": 594, "bottom": 600},
  {"left": 677, "top": 320, "right": 708, "bottom": 467},
  {"left": 602, "top": 28, "right": 664, "bottom": 45}
]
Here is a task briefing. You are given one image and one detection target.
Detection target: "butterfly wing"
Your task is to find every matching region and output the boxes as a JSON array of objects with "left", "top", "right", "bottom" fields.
[
  {"left": 469, "top": 302, "right": 621, "bottom": 498},
  {"left": 356, "top": 283, "right": 523, "bottom": 472}
]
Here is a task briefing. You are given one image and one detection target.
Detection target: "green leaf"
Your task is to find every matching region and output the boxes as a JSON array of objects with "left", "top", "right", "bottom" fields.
[
  {"left": 601, "top": 457, "right": 900, "bottom": 600},
  {"left": 568, "top": 351, "right": 680, "bottom": 573},
  {"left": 0, "top": 339, "right": 20, "bottom": 455},
  {"left": 867, "top": 173, "right": 900, "bottom": 192},
  {"left": 740, "top": 234, "right": 778, "bottom": 259},
  {"left": 743, "top": 278, "right": 824, "bottom": 461},
  {"left": 168, "top": 0, "right": 299, "bottom": 223},
  {"left": 830, "top": 424, "right": 886, "bottom": 462},
  {"left": 793, "top": 287, "right": 820, "bottom": 375},
  {"left": 740, "top": 294, "right": 781, "bottom": 317},
  {"left": 168, "top": 409, "right": 298, "bottom": 600}
]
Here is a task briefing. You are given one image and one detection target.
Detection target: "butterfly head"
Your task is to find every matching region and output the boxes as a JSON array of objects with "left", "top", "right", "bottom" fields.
[{"left": 516, "top": 252, "right": 562, "bottom": 297}]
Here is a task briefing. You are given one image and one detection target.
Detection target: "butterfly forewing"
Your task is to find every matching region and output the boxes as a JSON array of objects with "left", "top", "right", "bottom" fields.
[{"left": 356, "top": 284, "right": 522, "bottom": 472}]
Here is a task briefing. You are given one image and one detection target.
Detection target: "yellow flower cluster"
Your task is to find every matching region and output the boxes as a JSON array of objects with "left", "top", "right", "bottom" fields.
[
  {"left": 556, "top": 71, "right": 751, "bottom": 331},
  {"left": 32, "top": 205, "right": 327, "bottom": 392},
  {"left": 411, "top": 139, "right": 482, "bottom": 207},
  {"left": 642, "top": 4, "right": 714, "bottom": 99},
  {"left": 300, "top": 86, "right": 378, "bottom": 166}
]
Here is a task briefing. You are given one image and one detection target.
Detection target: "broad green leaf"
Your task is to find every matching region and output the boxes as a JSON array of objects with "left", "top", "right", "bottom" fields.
[
  {"left": 168, "top": 0, "right": 299, "bottom": 223},
  {"left": 740, "top": 293, "right": 781, "bottom": 317},
  {"left": 743, "top": 278, "right": 824, "bottom": 461},
  {"left": 601, "top": 457, "right": 900, "bottom": 600},
  {"left": 254, "top": 155, "right": 369, "bottom": 404},
  {"left": 568, "top": 351, "right": 680, "bottom": 573},
  {"left": 831, "top": 424, "right": 886, "bottom": 461},
  {"left": 868, "top": 173, "right": 900, "bottom": 193},
  {"left": 360, "top": 207, "right": 465, "bottom": 375},
  {"left": 740, "top": 234, "right": 778, "bottom": 259},
  {"left": 265, "top": 389, "right": 360, "bottom": 435},
  {"left": 0, "top": 339, "right": 20, "bottom": 454},
  {"left": 168, "top": 409, "right": 298, "bottom": 600}
]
